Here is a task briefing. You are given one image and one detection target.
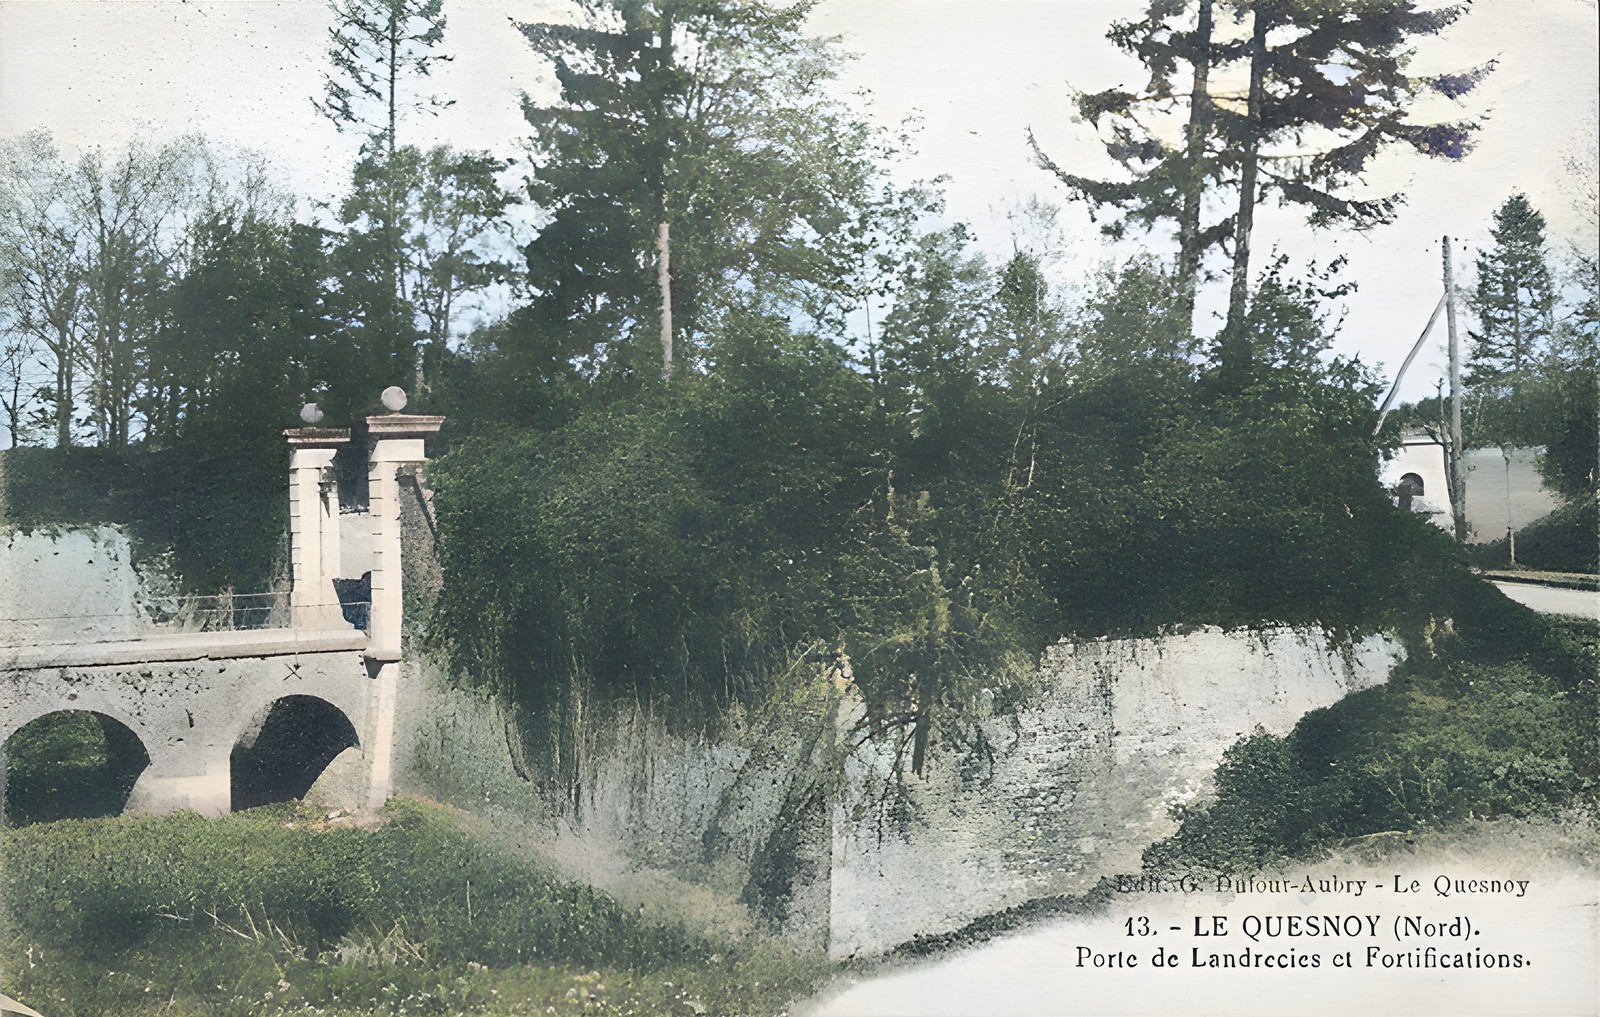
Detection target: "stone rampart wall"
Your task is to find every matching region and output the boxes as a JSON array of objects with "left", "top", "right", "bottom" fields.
[
  {"left": 396, "top": 627, "right": 1400, "bottom": 958},
  {"left": 828, "top": 627, "right": 1400, "bottom": 956}
]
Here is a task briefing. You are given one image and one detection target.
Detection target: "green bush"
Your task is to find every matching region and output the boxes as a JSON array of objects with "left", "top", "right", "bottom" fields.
[
  {"left": 0, "top": 800, "right": 830, "bottom": 1017},
  {"left": 1470, "top": 497, "right": 1599, "bottom": 574},
  {"left": 0, "top": 799, "right": 701, "bottom": 970}
]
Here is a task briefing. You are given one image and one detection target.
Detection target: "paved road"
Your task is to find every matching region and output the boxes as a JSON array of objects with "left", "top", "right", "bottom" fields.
[{"left": 1492, "top": 581, "right": 1600, "bottom": 620}]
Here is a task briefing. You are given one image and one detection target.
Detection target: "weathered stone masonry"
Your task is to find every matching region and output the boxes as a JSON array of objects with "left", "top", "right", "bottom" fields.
[{"left": 0, "top": 394, "right": 442, "bottom": 817}]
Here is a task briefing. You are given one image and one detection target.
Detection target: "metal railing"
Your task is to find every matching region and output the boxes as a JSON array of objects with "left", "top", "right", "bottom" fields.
[
  {"left": 1, "top": 589, "right": 382, "bottom": 642},
  {"left": 142, "top": 590, "right": 291, "bottom": 632},
  {"left": 2, "top": 591, "right": 291, "bottom": 642}
]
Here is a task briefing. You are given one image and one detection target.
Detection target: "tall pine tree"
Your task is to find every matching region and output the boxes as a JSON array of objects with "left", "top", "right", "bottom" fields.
[
  {"left": 1469, "top": 193, "right": 1557, "bottom": 391},
  {"left": 315, "top": 0, "right": 456, "bottom": 401},
  {"left": 513, "top": 0, "right": 892, "bottom": 386},
  {"left": 1029, "top": 0, "right": 1227, "bottom": 323},
  {"left": 1218, "top": 1, "right": 1489, "bottom": 343},
  {"left": 316, "top": 0, "right": 453, "bottom": 154},
  {"left": 1034, "top": 0, "right": 1490, "bottom": 369},
  {"left": 1467, "top": 192, "right": 1559, "bottom": 484},
  {"left": 1466, "top": 193, "right": 1562, "bottom": 560}
]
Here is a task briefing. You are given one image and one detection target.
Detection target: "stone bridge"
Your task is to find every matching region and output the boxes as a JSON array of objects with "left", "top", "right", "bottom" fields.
[{"left": 0, "top": 397, "right": 441, "bottom": 817}]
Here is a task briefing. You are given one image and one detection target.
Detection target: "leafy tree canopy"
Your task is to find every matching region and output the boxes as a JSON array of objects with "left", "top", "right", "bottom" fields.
[
  {"left": 1033, "top": 0, "right": 1490, "bottom": 337},
  {"left": 511, "top": 0, "right": 921, "bottom": 387}
]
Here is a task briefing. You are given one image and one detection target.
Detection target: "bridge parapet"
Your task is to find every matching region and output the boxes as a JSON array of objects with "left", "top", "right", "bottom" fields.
[{"left": 0, "top": 625, "right": 366, "bottom": 671}]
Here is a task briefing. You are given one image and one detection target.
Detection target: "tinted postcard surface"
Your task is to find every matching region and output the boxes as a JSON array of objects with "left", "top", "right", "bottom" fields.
[{"left": 1, "top": 2, "right": 1596, "bottom": 1016}]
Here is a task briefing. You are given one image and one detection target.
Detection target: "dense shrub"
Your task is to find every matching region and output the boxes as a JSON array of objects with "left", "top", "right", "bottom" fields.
[
  {"left": 1470, "top": 497, "right": 1599, "bottom": 574},
  {"left": 432, "top": 341, "right": 1476, "bottom": 785},
  {"left": 431, "top": 340, "right": 1051, "bottom": 783}
]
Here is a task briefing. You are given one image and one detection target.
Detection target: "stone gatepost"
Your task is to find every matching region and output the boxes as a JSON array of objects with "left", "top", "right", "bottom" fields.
[
  {"left": 364, "top": 387, "right": 443, "bottom": 808},
  {"left": 284, "top": 427, "right": 352, "bottom": 629}
]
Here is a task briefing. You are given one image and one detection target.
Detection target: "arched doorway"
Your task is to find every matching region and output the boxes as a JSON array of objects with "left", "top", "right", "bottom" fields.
[
  {"left": 1396, "top": 472, "right": 1426, "bottom": 512},
  {"left": 2, "top": 711, "right": 150, "bottom": 825},
  {"left": 230, "top": 695, "right": 359, "bottom": 811}
]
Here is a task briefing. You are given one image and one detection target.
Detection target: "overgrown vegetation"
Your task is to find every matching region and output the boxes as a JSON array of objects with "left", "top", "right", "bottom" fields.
[
  {"left": 1145, "top": 585, "right": 1599, "bottom": 873},
  {"left": 2, "top": 439, "right": 288, "bottom": 594},
  {"left": 2, "top": 712, "right": 148, "bottom": 826},
  {"left": 0, "top": 799, "right": 831, "bottom": 1016},
  {"left": 431, "top": 253, "right": 1475, "bottom": 788}
]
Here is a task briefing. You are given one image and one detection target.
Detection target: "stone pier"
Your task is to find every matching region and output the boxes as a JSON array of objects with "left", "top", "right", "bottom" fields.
[{"left": 361, "top": 395, "right": 442, "bottom": 808}]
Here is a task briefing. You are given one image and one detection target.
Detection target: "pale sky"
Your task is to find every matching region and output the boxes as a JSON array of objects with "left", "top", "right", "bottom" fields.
[{"left": 1, "top": 0, "right": 1596, "bottom": 411}]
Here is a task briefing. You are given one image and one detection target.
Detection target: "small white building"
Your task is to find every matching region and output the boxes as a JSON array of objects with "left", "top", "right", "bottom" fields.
[
  {"left": 1381, "top": 433, "right": 1561, "bottom": 541},
  {"left": 1381, "top": 431, "right": 1451, "bottom": 530}
]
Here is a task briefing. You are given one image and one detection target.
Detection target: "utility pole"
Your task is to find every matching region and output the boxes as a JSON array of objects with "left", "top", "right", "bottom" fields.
[
  {"left": 1506, "top": 458, "right": 1517, "bottom": 566},
  {"left": 1443, "top": 236, "right": 1468, "bottom": 543}
]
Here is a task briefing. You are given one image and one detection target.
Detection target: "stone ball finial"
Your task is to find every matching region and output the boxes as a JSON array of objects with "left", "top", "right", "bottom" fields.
[
  {"left": 380, "top": 386, "right": 408, "bottom": 413},
  {"left": 299, "top": 402, "right": 325, "bottom": 424}
]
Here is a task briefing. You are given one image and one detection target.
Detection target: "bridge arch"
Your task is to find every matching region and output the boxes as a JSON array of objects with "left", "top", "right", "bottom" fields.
[
  {"left": 3, "top": 709, "right": 151, "bottom": 825},
  {"left": 229, "top": 694, "right": 361, "bottom": 811},
  {"left": 2, "top": 693, "right": 154, "bottom": 749}
]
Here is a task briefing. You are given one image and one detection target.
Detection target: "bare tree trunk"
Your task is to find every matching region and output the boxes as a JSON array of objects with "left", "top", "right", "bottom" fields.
[
  {"left": 1224, "top": 5, "right": 1268, "bottom": 346},
  {"left": 55, "top": 350, "right": 72, "bottom": 448},
  {"left": 4, "top": 383, "right": 19, "bottom": 449},
  {"left": 387, "top": 8, "right": 399, "bottom": 157},
  {"left": 658, "top": 219, "right": 673, "bottom": 382},
  {"left": 655, "top": 11, "right": 676, "bottom": 384},
  {"left": 911, "top": 671, "right": 933, "bottom": 778},
  {"left": 1175, "top": 0, "right": 1214, "bottom": 324}
]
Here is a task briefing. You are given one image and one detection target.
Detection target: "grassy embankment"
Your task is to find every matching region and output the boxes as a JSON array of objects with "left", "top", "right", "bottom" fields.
[
  {"left": 1146, "top": 580, "right": 1599, "bottom": 873},
  {"left": 0, "top": 799, "right": 832, "bottom": 1017}
]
